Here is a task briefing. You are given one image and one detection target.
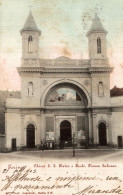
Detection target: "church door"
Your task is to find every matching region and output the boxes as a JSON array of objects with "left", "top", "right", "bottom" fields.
[
  {"left": 118, "top": 136, "right": 122, "bottom": 148},
  {"left": 12, "top": 138, "right": 16, "bottom": 151},
  {"left": 98, "top": 122, "right": 107, "bottom": 146},
  {"left": 26, "top": 124, "right": 35, "bottom": 148},
  {"left": 60, "top": 120, "right": 72, "bottom": 143}
]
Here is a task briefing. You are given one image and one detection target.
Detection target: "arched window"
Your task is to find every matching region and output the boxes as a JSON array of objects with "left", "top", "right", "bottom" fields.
[
  {"left": 28, "top": 35, "right": 33, "bottom": 53},
  {"left": 97, "top": 37, "right": 101, "bottom": 53},
  {"left": 98, "top": 82, "right": 104, "bottom": 96},
  {"left": 28, "top": 82, "right": 33, "bottom": 96}
]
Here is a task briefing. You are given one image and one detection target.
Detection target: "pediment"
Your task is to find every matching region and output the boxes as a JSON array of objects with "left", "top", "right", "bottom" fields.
[{"left": 55, "top": 56, "right": 71, "bottom": 60}]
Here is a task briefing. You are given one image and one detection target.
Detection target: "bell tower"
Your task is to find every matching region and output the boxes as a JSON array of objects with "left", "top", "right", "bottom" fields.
[
  {"left": 86, "top": 13, "right": 112, "bottom": 107},
  {"left": 20, "top": 11, "right": 41, "bottom": 65},
  {"left": 86, "top": 13, "right": 108, "bottom": 61}
]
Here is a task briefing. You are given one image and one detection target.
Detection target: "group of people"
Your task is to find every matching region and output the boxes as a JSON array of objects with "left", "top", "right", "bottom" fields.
[{"left": 41, "top": 141, "right": 57, "bottom": 150}]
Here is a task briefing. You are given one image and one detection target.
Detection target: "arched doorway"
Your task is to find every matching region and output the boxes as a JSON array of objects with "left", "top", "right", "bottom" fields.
[
  {"left": 98, "top": 122, "right": 107, "bottom": 146},
  {"left": 60, "top": 120, "right": 72, "bottom": 143},
  {"left": 26, "top": 124, "right": 35, "bottom": 148}
]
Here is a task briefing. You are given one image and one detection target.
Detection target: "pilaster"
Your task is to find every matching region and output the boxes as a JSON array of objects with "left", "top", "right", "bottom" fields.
[
  {"left": 41, "top": 110, "right": 45, "bottom": 142},
  {"left": 88, "top": 111, "right": 92, "bottom": 144},
  {"left": 92, "top": 113, "right": 97, "bottom": 144},
  {"left": 107, "top": 113, "right": 112, "bottom": 145},
  {"left": 36, "top": 114, "right": 41, "bottom": 145},
  {"left": 20, "top": 114, "right": 25, "bottom": 146}
]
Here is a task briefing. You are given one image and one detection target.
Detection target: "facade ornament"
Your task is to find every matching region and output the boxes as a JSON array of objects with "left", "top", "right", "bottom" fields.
[
  {"left": 29, "top": 117, "right": 33, "bottom": 123},
  {"left": 43, "top": 79, "right": 48, "bottom": 85},
  {"left": 98, "top": 82, "right": 104, "bottom": 96},
  {"left": 84, "top": 80, "right": 89, "bottom": 86}
]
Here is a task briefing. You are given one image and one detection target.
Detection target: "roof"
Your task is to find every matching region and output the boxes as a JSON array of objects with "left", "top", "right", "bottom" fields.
[
  {"left": 110, "top": 86, "right": 123, "bottom": 97},
  {"left": 55, "top": 56, "right": 71, "bottom": 60},
  {"left": 20, "top": 11, "right": 41, "bottom": 34},
  {"left": 87, "top": 13, "right": 107, "bottom": 36}
]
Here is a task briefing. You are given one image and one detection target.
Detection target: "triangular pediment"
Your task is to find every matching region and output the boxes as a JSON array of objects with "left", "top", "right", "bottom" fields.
[{"left": 55, "top": 56, "right": 71, "bottom": 60}]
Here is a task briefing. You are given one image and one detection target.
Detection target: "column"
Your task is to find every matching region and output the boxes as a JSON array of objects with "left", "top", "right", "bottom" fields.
[
  {"left": 88, "top": 111, "right": 92, "bottom": 144},
  {"left": 75, "top": 115, "right": 77, "bottom": 141},
  {"left": 20, "top": 114, "right": 25, "bottom": 147},
  {"left": 56, "top": 119, "right": 60, "bottom": 144},
  {"left": 107, "top": 113, "right": 112, "bottom": 145},
  {"left": 36, "top": 114, "right": 41, "bottom": 145},
  {"left": 54, "top": 115, "right": 57, "bottom": 141},
  {"left": 92, "top": 113, "right": 97, "bottom": 145},
  {"left": 41, "top": 110, "right": 45, "bottom": 142},
  {"left": 85, "top": 114, "right": 89, "bottom": 148}
]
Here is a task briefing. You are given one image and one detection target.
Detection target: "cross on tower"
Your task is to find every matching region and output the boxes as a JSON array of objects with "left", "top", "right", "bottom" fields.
[
  {"left": 28, "top": 5, "right": 33, "bottom": 11},
  {"left": 28, "top": 0, "right": 33, "bottom": 11}
]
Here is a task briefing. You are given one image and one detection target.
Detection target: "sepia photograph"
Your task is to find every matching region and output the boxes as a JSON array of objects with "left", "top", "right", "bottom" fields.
[{"left": 0, "top": 0, "right": 123, "bottom": 194}]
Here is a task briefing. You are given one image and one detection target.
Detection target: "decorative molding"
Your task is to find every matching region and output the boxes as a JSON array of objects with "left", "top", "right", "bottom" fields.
[
  {"left": 107, "top": 113, "right": 112, "bottom": 117},
  {"left": 29, "top": 116, "right": 33, "bottom": 123},
  {"left": 44, "top": 68, "right": 89, "bottom": 74},
  {"left": 36, "top": 114, "right": 41, "bottom": 119},
  {"left": 89, "top": 67, "right": 113, "bottom": 73},
  {"left": 40, "top": 78, "right": 91, "bottom": 108},
  {"left": 20, "top": 114, "right": 25, "bottom": 119},
  {"left": 84, "top": 80, "right": 89, "bottom": 86},
  {"left": 97, "top": 120, "right": 109, "bottom": 128},
  {"left": 41, "top": 74, "right": 90, "bottom": 78},
  {"left": 101, "top": 116, "right": 104, "bottom": 120},
  {"left": 25, "top": 121, "right": 37, "bottom": 130},
  {"left": 42, "top": 79, "right": 48, "bottom": 85},
  {"left": 91, "top": 113, "right": 97, "bottom": 118},
  {"left": 40, "top": 57, "right": 90, "bottom": 67},
  {"left": 18, "top": 66, "right": 113, "bottom": 77}
]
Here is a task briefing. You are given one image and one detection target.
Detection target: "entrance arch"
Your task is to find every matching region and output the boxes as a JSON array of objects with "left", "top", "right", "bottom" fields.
[
  {"left": 26, "top": 124, "right": 35, "bottom": 148},
  {"left": 98, "top": 122, "right": 107, "bottom": 146},
  {"left": 40, "top": 80, "right": 91, "bottom": 108},
  {"left": 60, "top": 120, "right": 72, "bottom": 142}
]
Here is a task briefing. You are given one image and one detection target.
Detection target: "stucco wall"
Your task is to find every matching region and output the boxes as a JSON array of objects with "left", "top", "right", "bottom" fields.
[
  {"left": 21, "top": 76, "right": 41, "bottom": 107},
  {"left": 91, "top": 73, "right": 110, "bottom": 106},
  {"left": 0, "top": 135, "right": 5, "bottom": 149},
  {"left": 21, "top": 77, "right": 92, "bottom": 108},
  {"left": 111, "top": 112, "right": 123, "bottom": 146},
  {"left": 6, "top": 98, "right": 21, "bottom": 108},
  {"left": 5, "top": 112, "right": 21, "bottom": 149},
  {"left": 21, "top": 31, "right": 40, "bottom": 60},
  {"left": 111, "top": 96, "right": 123, "bottom": 106},
  {"left": 88, "top": 33, "right": 107, "bottom": 59}
]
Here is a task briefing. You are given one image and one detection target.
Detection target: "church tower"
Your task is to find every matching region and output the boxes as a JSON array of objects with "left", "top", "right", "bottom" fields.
[
  {"left": 18, "top": 11, "right": 41, "bottom": 108},
  {"left": 20, "top": 11, "right": 41, "bottom": 66},
  {"left": 87, "top": 13, "right": 108, "bottom": 63},
  {"left": 87, "top": 14, "right": 112, "bottom": 107}
]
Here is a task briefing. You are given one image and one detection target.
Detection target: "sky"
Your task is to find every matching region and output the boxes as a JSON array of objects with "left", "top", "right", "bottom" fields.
[{"left": 0, "top": 0, "right": 123, "bottom": 90}]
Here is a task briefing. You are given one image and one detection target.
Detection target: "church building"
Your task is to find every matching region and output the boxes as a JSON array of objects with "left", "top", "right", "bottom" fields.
[{"left": 4, "top": 11, "right": 123, "bottom": 150}]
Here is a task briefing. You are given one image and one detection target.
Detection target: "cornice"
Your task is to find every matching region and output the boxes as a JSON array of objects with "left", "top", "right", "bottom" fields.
[
  {"left": 17, "top": 67, "right": 90, "bottom": 74},
  {"left": 17, "top": 67, "right": 45, "bottom": 74},
  {"left": 89, "top": 67, "right": 113, "bottom": 73},
  {"left": 44, "top": 68, "right": 89, "bottom": 74},
  {"left": 17, "top": 66, "right": 113, "bottom": 75}
]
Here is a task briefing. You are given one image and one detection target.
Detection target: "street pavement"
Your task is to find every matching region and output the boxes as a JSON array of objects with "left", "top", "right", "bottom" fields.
[{"left": 0, "top": 148, "right": 123, "bottom": 162}]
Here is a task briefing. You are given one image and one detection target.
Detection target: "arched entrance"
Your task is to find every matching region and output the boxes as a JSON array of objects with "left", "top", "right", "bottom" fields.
[
  {"left": 60, "top": 120, "right": 72, "bottom": 142},
  {"left": 43, "top": 82, "right": 89, "bottom": 148},
  {"left": 98, "top": 122, "right": 107, "bottom": 146},
  {"left": 26, "top": 124, "right": 35, "bottom": 148}
]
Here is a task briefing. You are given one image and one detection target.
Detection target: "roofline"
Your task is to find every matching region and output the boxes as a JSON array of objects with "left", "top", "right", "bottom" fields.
[
  {"left": 86, "top": 30, "right": 108, "bottom": 37},
  {"left": 20, "top": 28, "right": 41, "bottom": 35}
]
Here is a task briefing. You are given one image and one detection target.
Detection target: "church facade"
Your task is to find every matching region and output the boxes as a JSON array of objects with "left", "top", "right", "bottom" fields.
[{"left": 4, "top": 11, "right": 123, "bottom": 150}]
